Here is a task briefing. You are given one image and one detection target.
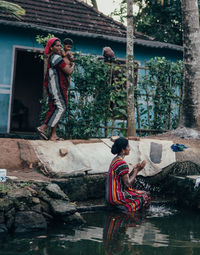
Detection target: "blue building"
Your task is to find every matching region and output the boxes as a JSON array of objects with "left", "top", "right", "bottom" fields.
[{"left": 0, "top": 0, "right": 182, "bottom": 133}]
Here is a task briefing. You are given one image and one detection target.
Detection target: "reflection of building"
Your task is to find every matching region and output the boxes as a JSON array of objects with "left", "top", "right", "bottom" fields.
[
  {"left": 60, "top": 226, "right": 103, "bottom": 242},
  {"left": 126, "top": 222, "right": 169, "bottom": 247},
  {"left": 0, "top": 0, "right": 182, "bottom": 133}
]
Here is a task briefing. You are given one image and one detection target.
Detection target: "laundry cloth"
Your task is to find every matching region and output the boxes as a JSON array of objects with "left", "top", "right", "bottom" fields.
[{"left": 171, "top": 143, "right": 188, "bottom": 152}]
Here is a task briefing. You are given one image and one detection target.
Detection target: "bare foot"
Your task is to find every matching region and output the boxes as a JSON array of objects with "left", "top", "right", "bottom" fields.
[
  {"left": 36, "top": 127, "right": 48, "bottom": 140},
  {"left": 49, "top": 136, "right": 64, "bottom": 141}
]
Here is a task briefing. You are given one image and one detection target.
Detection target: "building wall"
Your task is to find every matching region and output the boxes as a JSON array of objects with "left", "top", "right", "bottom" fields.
[{"left": 0, "top": 26, "right": 182, "bottom": 133}]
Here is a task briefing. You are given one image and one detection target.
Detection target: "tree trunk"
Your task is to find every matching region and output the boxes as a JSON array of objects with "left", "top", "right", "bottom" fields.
[
  {"left": 126, "top": 0, "right": 136, "bottom": 137},
  {"left": 91, "top": 0, "right": 98, "bottom": 10},
  {"left": 179, "top": 0, "right": 200, "bottom": 130}
]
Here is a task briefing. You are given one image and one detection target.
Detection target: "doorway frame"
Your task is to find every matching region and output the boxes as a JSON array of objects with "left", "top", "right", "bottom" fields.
[{"left": 8, "top": 45, "right": 43, "bottom": 133}]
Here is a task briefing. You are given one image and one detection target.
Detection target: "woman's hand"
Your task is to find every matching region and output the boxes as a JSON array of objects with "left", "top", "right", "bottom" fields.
[
  {"left": 124, "top": 160, "right": 146, "bottom": 188},
  {"left": 134, "top": 160, "right": 146, "bottom": 172},
  {"left": 61, "top": 49, "right": 66, "bottom": 57}
]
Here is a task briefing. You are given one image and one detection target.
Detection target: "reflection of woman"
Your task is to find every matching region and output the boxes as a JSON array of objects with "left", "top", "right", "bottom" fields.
[
  {"left": 103, "top": 212, "right": 141, "bottom": 255},
  {"left": 106, "top": 137, "right": 150, "bottom": 212}
]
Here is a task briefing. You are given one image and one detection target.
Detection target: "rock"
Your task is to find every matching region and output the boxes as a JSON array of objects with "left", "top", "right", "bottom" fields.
[
  {"left": 0, "top": 198, "right": 14, "bottom": 212},
  {"left": 14, "top": 211, "right": 47, "bottom": 233},
  {"left": 169, "top": 127, "right": 200, "bottom": 139},
  {"left": 42, "top": 212, "right": 53, "bottom": 220},
  {"left": 59, "top": 148, "right": 68, "bottom": 157},
  {"left": 7, "top": 188, "right": 32, "bottom": 203},
  {"left": 85, "top": 175, "right": 106, "bottom": 200},
  {"left": 54, "top": 171, "right": 85, "bottom": 178},
  {"left": 32, "top": 197, "right": 40, "bottom": 204},
  {"left": 5, "top": 208, "right": 15, "bottom": 229},
  {"left": 62, "top": 212, "right": 86, "bottom": 224},
  {"left": 37, "top": 190, "right": 51, "bottom": 203},
  {"left": 17, "top": 140, "right": 39, "bottom": 168},
  {"left": 45, "top": 183, "right": 69, "bottom": 201},
  {"left": 30, "top": 204, "right": 42, "bottom": 213},
  {"left": 24, "top": 186, "right": 38, "bottom": 196},
  {"left": 40, "top": 200, "right": 51, "bottom": 214},
  {"left": 0, "top": 212, "right": 4, "bottom": 224},
  {"left": 49, "top": 199, "right": 76, "bottom": 216}
]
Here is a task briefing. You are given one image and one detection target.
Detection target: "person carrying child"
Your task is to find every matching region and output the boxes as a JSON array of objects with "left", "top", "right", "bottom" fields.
[{"left": 36, "top": 37, "right": 74, "bottom": 141}]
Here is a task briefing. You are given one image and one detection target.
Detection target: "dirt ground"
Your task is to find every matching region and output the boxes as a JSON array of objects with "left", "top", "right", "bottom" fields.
[
  {"left": 0, "top": 138, "right": 50, "bottom": 181},
  {"left": 7, "top": 168, "right": 50, "bottom": 181}
]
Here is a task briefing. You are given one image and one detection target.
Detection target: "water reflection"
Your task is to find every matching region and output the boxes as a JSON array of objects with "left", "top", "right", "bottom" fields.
[
  {"left": 103, "top": 211, "right": 142, "bottom": 255},
  {"left": 103, "top": 206, "right": 200, "bottom": 255},
  {"left": 0, "top": 206, "right": 200, "bottom": 255},
  {"left": 103, "top": 209, "right": 172, "bottom": 255}
]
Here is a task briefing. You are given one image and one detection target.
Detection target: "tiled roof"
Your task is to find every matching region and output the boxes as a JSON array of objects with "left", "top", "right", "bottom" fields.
[{"left": 0, "top": 0, "right": 182, "bottom": 51}]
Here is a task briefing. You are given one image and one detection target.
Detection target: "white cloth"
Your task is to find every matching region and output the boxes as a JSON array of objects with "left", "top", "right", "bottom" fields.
[{"left": 30, "top": 138, "right": 176, "bottom": 176}]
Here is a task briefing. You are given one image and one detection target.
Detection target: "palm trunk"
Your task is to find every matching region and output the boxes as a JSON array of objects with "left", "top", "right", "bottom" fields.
[
  {"left": 126, "top": 0, "right": 136, "bottom": 137},
  {"left": 179, "top": 0, "right": 200, "bottom": 130},
  {"left": 91, "top": 0, "right": 98, "bottom": 10}
]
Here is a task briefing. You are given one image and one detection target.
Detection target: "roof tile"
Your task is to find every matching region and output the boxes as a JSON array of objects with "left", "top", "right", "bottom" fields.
[{"left": 0, "top": 0, "right": 183, "bottom": 51}]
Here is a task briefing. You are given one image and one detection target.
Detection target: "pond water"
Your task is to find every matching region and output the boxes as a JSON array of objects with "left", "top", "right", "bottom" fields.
[{"left": 0, "top": 205, "right": 200, "bottom": 255}]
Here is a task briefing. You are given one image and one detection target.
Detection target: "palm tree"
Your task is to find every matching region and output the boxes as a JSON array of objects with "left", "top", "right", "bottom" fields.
[
  {"left": 125, "top": 0, "right": 200, "bottom": 134},
  {"left": 0, "top": 0, "right": 25, "bottom": 20},
  {"left": 126, "top": 0, "right": 136, "bottom": 136},
  {"left": 179, "top": 0, "right": 200, "bottom": 130},
  {"left": 91, "top": 0, "right": 98, "bottom": 10},
  {"left": 82, "top": 0, "right": 98, "bottom": 10}
]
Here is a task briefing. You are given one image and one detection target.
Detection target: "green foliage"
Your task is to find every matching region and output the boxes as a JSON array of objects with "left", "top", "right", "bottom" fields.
[
  {"left": 65, "top": 53, "right": 112, "bottom": 139},
  {"left": 137, "top": 57, "right": 183, "bottom": 131},
  {"left": 136, "top": 0, "right": 182, "bottom": 45},
  {"left": 39, "top": 54, "right": 183, "bottom": 138},
  {"left": 40, "top": 53, "right": 128, "bottom": 139},
  {"left": 35, "top": 34, "right": 55, "bottom": 47},
  {"left": 111, "top": 0, "right": 200, "bottom": 45},
  {"left": 64, "top": 54, "right": 129, "bottom": 138},
  {"left": 0, "top": 182, "right": 30, "bottom": 195},
  {"left": 36, "top": 34, "right": 55, "bottom": 60}
]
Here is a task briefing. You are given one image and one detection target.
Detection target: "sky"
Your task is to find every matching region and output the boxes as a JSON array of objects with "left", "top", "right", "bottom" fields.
[
  {"left": 97, "top": 0, "right": 122, "bottom": 16},
  {"left": 94, "top": 0, "right": 139, "bottom": 23}
]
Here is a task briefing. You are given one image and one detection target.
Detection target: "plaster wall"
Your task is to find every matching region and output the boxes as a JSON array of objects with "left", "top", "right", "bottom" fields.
[{"left": 0, "top": 26, "right": 182, "bottom": 133}]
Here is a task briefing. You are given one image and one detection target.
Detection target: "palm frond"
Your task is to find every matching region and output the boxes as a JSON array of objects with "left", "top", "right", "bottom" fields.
[{"left": 0, "top": 1, "right": 25, "bottom": 20}]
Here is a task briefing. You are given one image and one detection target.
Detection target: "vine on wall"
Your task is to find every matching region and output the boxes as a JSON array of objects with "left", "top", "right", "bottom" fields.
[
  {"left": 137, "top": 57, "right": 183, "bottom": 132},
  {"left": 39, "top": 51, "right": 183, "bottom": 138}
]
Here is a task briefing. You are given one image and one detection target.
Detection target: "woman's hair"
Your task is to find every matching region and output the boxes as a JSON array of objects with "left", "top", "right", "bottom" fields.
[{"left": 111, "top": 137, "right": 128, "bottom": 155}]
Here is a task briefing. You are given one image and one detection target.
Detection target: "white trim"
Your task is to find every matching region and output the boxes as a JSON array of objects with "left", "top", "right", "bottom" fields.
[
  {"left": 7, "top": 46, "right": 15, "bottom": 133},
  {"left": 0, "top": 84, "right": 11, "bottom": 88},
  {"left": 0, "top": 89, "right": 10, "bottom": 94},
  {"left": 12, "top": 45, "right": 43, "bottom": 51},
  {"left": 7, "top": 45, "right": 43, "bottom": 133}
]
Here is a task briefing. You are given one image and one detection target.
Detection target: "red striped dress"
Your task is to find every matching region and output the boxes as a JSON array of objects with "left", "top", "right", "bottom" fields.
[
  {"left": 106, "top": 157, "right": 151, "bottom": 212},
  {"left": 43, "top": 54, "right": 70, "bottom": 127}
]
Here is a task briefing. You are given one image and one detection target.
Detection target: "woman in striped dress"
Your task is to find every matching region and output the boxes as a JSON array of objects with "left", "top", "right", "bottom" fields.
[
  {"left": 36, "top": 37, "right": 74, "bottom": 141},
  {"left": 106, "top": 137, "right": 151, "bottom": 212}
]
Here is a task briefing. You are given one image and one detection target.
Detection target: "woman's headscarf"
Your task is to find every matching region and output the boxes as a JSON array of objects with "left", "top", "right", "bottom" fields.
[{"left": 44, "top": 37, "right": 59, "bottom": 55}]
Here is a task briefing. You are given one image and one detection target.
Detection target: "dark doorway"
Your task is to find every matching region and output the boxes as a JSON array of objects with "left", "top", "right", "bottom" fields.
[{"left": 10, "top": 49, "right": 44, "bottom": 132}]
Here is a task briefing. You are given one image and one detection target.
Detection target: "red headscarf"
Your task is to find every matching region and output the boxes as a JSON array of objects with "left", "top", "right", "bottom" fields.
[{"left": 44, "top": 37, "right": 60, "bottom": 55}]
